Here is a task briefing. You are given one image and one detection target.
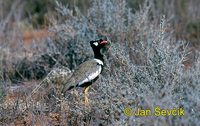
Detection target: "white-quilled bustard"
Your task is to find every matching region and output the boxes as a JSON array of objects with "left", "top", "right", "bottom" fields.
[{"left": 62, "top": 39, "right": 108, "bottom": 105}]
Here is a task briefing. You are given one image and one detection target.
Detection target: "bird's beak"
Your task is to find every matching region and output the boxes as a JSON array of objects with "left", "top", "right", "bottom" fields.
[{"left": 100, "top": 40, "right": 108, "bottom": 44}]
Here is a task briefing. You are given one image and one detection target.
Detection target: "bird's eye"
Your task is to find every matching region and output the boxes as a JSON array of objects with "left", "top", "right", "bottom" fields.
[{"left": 93, "top": 42, "right": 98, "bottom": 46}]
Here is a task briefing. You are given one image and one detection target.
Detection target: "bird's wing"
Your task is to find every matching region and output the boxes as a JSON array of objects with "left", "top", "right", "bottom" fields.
[{"left": 65, "top": 59, "right": 102, "bottom": 90}]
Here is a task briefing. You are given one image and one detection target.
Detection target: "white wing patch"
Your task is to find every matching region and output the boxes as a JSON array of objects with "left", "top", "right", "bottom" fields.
[
  {"left": 94, "top": 59, "right": 103, "bottom": 65},
  {"left": 78, "top": 66, "right": 102, "bottom": 86}
]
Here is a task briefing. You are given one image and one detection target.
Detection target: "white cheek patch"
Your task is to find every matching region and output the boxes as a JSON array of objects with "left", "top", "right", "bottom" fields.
[
  {"left": 93, "top": 42, "right": 98, "bottom": 46},
  {"left": 78, "top": 66, "right": 102, "bottom": 86}
]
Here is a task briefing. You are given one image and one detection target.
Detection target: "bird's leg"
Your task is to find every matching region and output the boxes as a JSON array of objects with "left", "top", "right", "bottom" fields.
[{"left": 84, "top": 86, "right": 90, "bottom": 106}]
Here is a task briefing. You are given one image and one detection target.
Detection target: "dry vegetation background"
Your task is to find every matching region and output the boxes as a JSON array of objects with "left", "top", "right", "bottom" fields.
[{"left": 0, "top": 0, "right": 200, "bottom": 125}]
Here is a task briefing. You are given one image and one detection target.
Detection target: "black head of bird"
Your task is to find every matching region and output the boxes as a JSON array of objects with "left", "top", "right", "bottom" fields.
[
  {"left": 90, "top": 39, "right": 108, "bottom": 48},
  {"left": 90, "top": 39, "right": 108, "bottom": 62}
]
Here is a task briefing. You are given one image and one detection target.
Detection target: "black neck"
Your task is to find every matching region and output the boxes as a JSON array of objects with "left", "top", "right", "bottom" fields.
[{"left": 93, "top": 48, "right": 104, "bottom": 62}]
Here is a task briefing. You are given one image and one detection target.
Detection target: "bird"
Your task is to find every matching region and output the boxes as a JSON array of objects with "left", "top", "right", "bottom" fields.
[{"left": 62, "top": 39, "right": 109, "bottom": 105}]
